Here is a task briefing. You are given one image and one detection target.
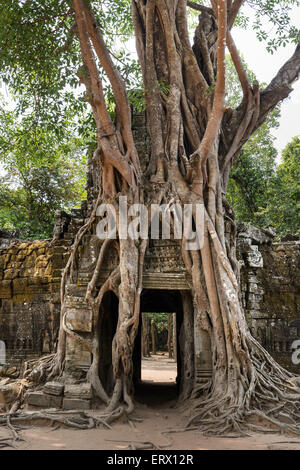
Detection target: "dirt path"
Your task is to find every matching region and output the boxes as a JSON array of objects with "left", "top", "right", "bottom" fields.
[
  {"left": 1, "top": 355, "right": 300, "bottom": 450},
  {"left": 1, "top": 407, "right": 300, "bottom": 451},
  {"left": 141, "top": 354, "right": 177, "bottom": 383}
]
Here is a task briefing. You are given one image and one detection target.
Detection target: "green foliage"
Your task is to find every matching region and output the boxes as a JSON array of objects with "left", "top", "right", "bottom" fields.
[
  {"left": 225, "top": 55, "right": 281, "bottom": 228},
  {"left": 226, "top": 113, "right": 280, "bottom": 228},
  {"left": 225, "top": 54, "right": 300, "bottom": 235},
  {"left": 264, "top": 136, "right": 300, "bottom": 235},
  {"left": 225, "top": 50, "right": 299, "bottom": 236},
  {"left": 143, "top": 313, "right": 169, "bottom": 334},
  {"left": 0, "top": 0, "right": 142, "bottom": 239},
  {"left": 0, "top": 0, "right": 142, "bottom": 127},
  {"left": 0, "top": 0, "right": 82, "bottom": 129},
  {"left": 0, "top": 102, "right": 87, "bottom": 239},
  {"left": 248, "top": 0, "right": 300, "bottom": 52},
  {"left": 0, "top": 0, "right": 298, "bottom": 240},
  {"left": 227, "top": 135, "right": 300, "bottom": 236}
]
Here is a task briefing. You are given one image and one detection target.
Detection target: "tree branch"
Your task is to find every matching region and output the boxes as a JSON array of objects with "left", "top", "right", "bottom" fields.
[
  {"left": 73, "top": 0, "right": 134, "bottom": 188},
  {"left": 257, "top": 37, "right": 300, "bottom": 129},
  {"left": 221, "top": 36, "right": 300, "bottom": 184},
  {"left": 192, "top": 0, "right": 227, "bottom": 167},
  {"left": 82, "top": 0, "right": 141, "bottom": 176},
  {"left": 187, "top": 1, "right": 214, "bottom": 16},
  {"left": 228, "top": 0, "right": 244, "bottom": 30},
  {"left": 73, "top": 0, "right": 114, "bottom": 136},
  {"left": 226, "top": 30, "right": 250, "bottom": 98}
]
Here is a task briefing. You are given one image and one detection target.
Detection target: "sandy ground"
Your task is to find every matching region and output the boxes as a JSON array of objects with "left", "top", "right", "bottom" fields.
[
  {"left": 141, "top": 354, "right": 177, "bottom": 383},
  {"left": 1, "top": 354, "right": 300, "bottom": 451}
]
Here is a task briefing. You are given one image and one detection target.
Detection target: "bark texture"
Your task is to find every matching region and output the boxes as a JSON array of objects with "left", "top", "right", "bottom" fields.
[
  {"left": 142, "top": 313, "right": 151, "bottom": 358},
  {"left": 22, "top": 0, "right": 300, "bottom": 434}
]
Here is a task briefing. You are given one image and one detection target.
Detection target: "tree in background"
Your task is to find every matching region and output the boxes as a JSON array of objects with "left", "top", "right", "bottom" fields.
[
  {"left": 0, "top": 0, "right": 300, "bottom": 434},
  {"left": 225, "top": 56, "right": 299, "bottom": 236},
  {"left": 168, "top": 313, "right": 173, "bottom": 359},
  {"left": 225, "top": 55, "right": 280, "bottom": 228},
  {"left": 141, "top": 312, "right": 173, "bottom": 357},
  {"left": 0, "top": 105, "right": 88, "bottom": 239},
  {"left": 141, "top": 313, "right": 151, "bottom": 357},
  {"left": 266, "top": 136, "right": 300, "bottom": 235}
]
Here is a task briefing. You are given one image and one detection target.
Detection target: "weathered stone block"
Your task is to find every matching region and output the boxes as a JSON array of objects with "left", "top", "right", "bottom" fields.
[
  {"left": 0, "top": 280, "right": 12, "bottom": 298},
  {"left": 248, "top": 300, "right": 261, "bottom": 310},
  {"left": 64, "top": 383, "right": 92, "bottom": 400},
  {"left": 0, "top": 380, "right": 21, "bottom": 408},
  {"left": 3, "top": 269, "right": 18, "bottom": 280},
  {"left": 65, "top": 308, "right": 92, "bottom": 332},
  {"left": 63, "top": 398, "right": 90, "bottom": 410},
  {"left": 12, "top": 278, "right": 29, "bottom": 294},
  {"left": 44, "top": 264, "right": 54, "bottom": 276},
  {"left": 50, "top": 254, "right": 63, "bottom": 268},
  {"left": 24, "top": 257, "right": 36, "bottom": 267},
  {"left": 248, "top": 310, "right": 269, "bottom": 319},
  {"left": 248, "top": 293, "right": 263, "bottom": 302},
  {"left": 43, "top": 381, "right": 64, "bottom": 396},
  {"left": 65, "top": 335, "right": 91, "bottom": 370},
  {"left": 65, "top": 284, "right": 87, "bottom": 297},
  {"left": 248, "top": 283, "right": 264, "bottom": 295},
  {"left": 26, "top": 391, "right": 62, "bottom": 408},
  {"left": 132, "top": 113, "right": 146, "bottom": 127},
  {"left": 35, "top": 256, "right": 50, "bottom": 268}
]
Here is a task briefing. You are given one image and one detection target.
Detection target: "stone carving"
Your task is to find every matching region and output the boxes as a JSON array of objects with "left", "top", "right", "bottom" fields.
[{"left": 247, "top": 245, "right": 264, "bottom": 268}]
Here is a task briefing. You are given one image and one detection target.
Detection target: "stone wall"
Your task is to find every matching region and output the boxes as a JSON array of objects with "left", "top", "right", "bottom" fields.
[
  {"left": 238, "top": 225, "right": 300, "bottom": 373},
  {"left": 0, "top": 239, "right": 66, "bottom": 371},
  {"left": 0, "top": 209, "right": 85, "bottom": 373},
  {"left": 0, "top": 220, "right": 299, "bottom": 376}
]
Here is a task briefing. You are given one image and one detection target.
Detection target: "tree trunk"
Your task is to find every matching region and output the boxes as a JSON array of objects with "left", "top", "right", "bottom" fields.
[
  {"left": 151, "top": 320, "right": 157, "bottom": 355},
  {"left": 167, "top": 313, "right": 173, "bottom": 359},
  {"left": 172, "top": 313, "right": 177, "bottom": 362},
  {"left": 179, "top": 291, "right": 194, "bottom": 400},
  {"left": 142, "top": 313, "right": 150, "bottom": 358},
  {"left": 22, "top": 0, "right": 300, "bottom": 434}
]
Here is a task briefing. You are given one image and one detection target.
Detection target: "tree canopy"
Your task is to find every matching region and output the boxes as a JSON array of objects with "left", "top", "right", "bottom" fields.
[
  {"left": 0, "top": 100, "right": 87, "bottom": 238},
  {"left": 0, "top": 0, "right": 299, "bottom": 238}
]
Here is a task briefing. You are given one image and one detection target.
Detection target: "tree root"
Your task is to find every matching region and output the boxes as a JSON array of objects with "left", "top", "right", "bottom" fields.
[
  {"left": 187, "top": 338, "right": 300, "bottom": 436},
  {"left": 0, "top": 437, "right": 17, "bottom": 449},
  {"left": 0, "top": 408, "right": 127, "bottom": 432},
  {"left": 104, "top": 437, "right": 170, "bottom": 450}
]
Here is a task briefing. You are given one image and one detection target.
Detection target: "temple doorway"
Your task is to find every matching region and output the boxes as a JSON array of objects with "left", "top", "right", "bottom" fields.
[{"left": 133, "top": 289, "right": 184, "bottom": 405}]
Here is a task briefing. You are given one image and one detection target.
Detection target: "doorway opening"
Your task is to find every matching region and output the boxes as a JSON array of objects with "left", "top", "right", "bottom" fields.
[
  {"left": 98, "top": 288, "right": 187, "bottom": 405},
  {"left": 133, "top": 289, "right": 183, "bottom": 405},
  {"left": 98, "top": 290, "right": 118, "bottom": 395},
  {"left": 141, "top": 312, "right": 177, "bottom": 384}
]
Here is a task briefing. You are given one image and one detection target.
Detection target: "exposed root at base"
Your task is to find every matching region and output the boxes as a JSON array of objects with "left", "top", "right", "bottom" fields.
[{"left": 0, "top": 408, "right": 128, "bottom": 433}]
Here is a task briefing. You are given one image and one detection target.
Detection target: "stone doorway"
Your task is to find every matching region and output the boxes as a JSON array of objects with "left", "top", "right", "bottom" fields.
[
  {"left": 133, "top": 289, "right": 186, "bottom": 405},
  {"left": 140, "top": 312, "right": 177, "bottom": 384},
  {"left": 98, "top": 290, "right": 119, "bottom": 395},
  {"left": 97, "top": 287, "right": 196, "bottom": 405}
]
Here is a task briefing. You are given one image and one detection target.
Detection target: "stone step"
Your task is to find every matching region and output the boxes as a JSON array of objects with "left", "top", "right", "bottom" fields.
[
  {"left": 43, "top": 381, "right": 64, "bottom": 396},
  {"left": 63, "top": 398, "right": 90, "bottom": 410},
  {"left": 64, "top": 383, "right": 92, "bottom": 400},
  {"left": 26, "top": 391, "right": 62, "bottom": 408}
]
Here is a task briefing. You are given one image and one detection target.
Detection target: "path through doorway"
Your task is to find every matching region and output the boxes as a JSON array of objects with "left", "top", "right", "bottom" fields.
[{"left": 133, "top": 289, "right": 183, "bottom": 406}]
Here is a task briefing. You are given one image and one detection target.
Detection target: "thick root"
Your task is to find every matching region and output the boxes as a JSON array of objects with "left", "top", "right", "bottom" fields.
[
  {"left": 0, "top": 409, "right": 125, "bottom": 431},
  {"left": 188, "top": 336, "right": 300, "bottom": 436}
]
